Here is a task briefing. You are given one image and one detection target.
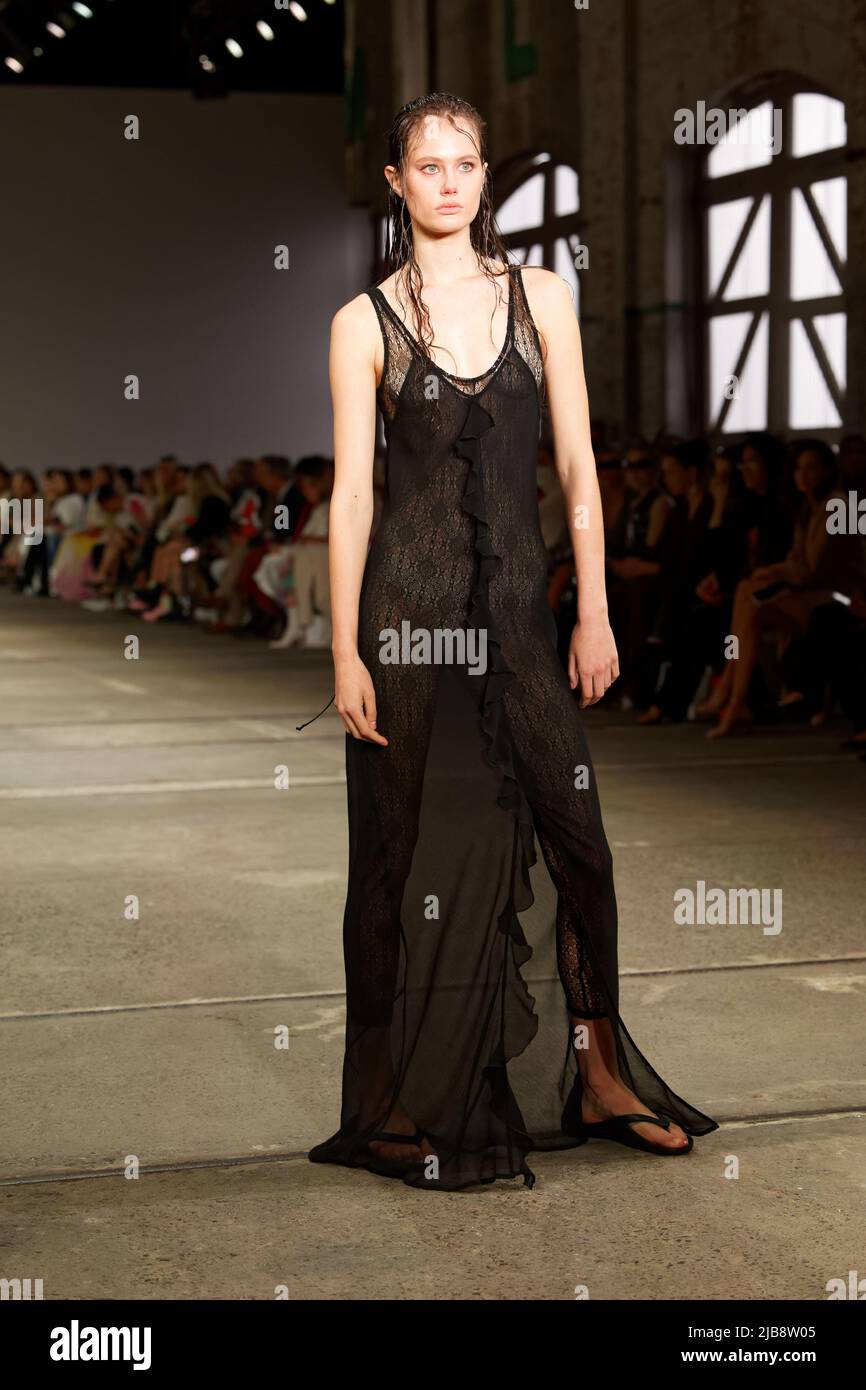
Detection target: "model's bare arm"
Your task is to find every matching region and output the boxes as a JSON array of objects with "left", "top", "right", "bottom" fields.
[
  {"left": 525, "top": 269, "right": 619, "bottom": 706},
  {"left": 328, "top": 296, "right": 388, "bottom": 745}
]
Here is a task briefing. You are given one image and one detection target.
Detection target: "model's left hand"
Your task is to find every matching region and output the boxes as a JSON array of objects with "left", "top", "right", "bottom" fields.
[{"left": 568, "top": 616, "right": 619, "bottom": 707}]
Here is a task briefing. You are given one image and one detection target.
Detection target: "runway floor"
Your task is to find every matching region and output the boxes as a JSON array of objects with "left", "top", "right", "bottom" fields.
[{"left": 2, "top": 591, "right": 864, "bottom": 1299}]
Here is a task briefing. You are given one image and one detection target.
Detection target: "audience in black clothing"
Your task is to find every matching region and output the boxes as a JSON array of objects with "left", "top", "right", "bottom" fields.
[{"left": 558, "top": 430, "right": 865, "bottom": 749}]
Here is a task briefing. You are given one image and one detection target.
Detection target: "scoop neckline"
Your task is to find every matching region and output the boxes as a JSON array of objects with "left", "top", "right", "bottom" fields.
[{"left": 371, "top": 264, "right": 516, "bottom": 386}]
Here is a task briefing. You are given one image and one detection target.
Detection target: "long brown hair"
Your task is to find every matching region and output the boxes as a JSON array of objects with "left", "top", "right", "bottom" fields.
[{"left": 383, "top": 92, "right": 511, "bottom": 364}]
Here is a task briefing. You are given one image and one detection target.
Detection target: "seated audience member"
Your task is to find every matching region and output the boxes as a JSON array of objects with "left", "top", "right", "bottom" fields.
[
  {"left": 605, "top": 444, "right": 673, "bottom": 705},
  {"left": 633, "top": 439, "right": 714, "bottom": 720},
  {"left": 1, "top": 471, "right": 39, "bottom": 581},
  {"left": 705, "top": 440, "right": 866, "bottom": 738},
  {"left": 778, "top": 590, "right": 866, "bottom": 743},
  {"left": 210, "top": 454, "right": 295, "bottom": 635},
  {"left": 130, "top": 464, "right": 227, "bottom": 621},
  {"left": 17, "top": 470, "right": 55, "bottom": 596},
  {"left": 130, "top": 455, "right": 182, "bottom": 585},
  {"left": 694, "top": 432, "right": 793, "bottom": 718},
  {"left": 50, "top": 481, "right": 123, "bottom": 600},
  {"left": 256, "top": 457, "right": 335, "bottom": 648},
  {"left": 20, "top": 469, "right": 87, "bottom": 597},
  {"left": 73, "top": 467, "right": 94, "bottom": 510},
  {"left": 634, "top": 445, "right": 742, "bottom": 722}
]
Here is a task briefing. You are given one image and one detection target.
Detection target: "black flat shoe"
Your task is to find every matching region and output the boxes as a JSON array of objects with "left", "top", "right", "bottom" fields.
[
  {"left": 353, "top": 1126, "right": 430, "bottom": 1177},
  {"left": 568, "top": 1111, "right": 694, "bottom": 1156}
]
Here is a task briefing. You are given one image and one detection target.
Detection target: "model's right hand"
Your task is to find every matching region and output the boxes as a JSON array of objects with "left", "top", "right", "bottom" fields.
[{"left": 335, "top": 655, "right": 388, "bottom": 745}]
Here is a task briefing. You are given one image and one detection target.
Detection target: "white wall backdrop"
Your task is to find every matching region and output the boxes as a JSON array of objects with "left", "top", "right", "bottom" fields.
[{"left": 0, "top": 86, "right": 369, "bottom": 475}]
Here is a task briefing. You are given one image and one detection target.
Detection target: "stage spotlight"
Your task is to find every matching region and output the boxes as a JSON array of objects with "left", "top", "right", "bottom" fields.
[
  {"left": 45, "top": 22, "right": 66, "bottom": 40},
  {"left": 71, "top": 3, "right": 93, "bottom": 16},
  {"left": 256, "top": 21, "right": 275, "bottom": 41},
  {"left": 198, "top": 53, "right": 216, "bottom": 72},
  {"left": 288, "top": 2, "right": 307, "bottom": 20},
  {"left": 4, "top": 55, "right": 24, "bottom": 73},
  {"left": 225, "top": 37, "right": 242, "bottom": 58}
]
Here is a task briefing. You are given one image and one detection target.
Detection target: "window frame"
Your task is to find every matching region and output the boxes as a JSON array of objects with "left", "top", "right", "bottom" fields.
[{"left": 696, "top": 74, "right": 847, "bottom": 443}]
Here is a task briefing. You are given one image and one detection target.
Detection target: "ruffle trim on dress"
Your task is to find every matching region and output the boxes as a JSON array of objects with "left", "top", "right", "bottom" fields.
[
  {"left": 454, "top": 395, "right": 537, "bottom": 880},
  {"left": 453, "top": 393, "right": 542, "bottom": 1190}
]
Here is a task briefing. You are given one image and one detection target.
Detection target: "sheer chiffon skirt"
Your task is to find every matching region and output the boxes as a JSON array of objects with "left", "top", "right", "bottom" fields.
[
  {"left": 308, "top": 598, "right": 719, "bottom": 1192},
  {"left": 308, "top": 267, "right": 718, "bottom": 1190}
]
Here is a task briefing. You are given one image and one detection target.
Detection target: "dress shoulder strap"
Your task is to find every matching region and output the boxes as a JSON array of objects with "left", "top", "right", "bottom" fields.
[
  {"left": 509, "top": 262, "right": 546, "bottom": 403},
  {"left": 364, "top": 285, "right": 415, "bottom": 420}
]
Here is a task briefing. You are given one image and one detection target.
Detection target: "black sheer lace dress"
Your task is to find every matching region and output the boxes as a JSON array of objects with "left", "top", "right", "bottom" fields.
[{"left": 305, "top": 262, "right": 718, "bottom": 1190}]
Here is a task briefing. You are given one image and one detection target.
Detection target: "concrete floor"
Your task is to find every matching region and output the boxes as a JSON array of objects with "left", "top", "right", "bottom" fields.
[{"left": 1, "top": 591, "right": 864, "bottom": 1300}]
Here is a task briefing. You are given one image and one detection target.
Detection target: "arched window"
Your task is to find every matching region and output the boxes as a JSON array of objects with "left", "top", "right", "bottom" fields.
[
  {"left": 701, "top": 79, "right": 847, "bottom": 439},
  {"left": 494, "top": 152, "right": 582, "bottom": 310}
]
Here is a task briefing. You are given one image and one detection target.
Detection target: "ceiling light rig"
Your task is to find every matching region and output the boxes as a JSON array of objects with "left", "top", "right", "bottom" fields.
[
  {"left": 0, "top": 0, "right": 339, "bottom": 89},
  {"left": 183, "top": 0, "right": 329, "bottom": 97},
  {"left": 0, "top": 0, "right": 105, "bottom": 77}
]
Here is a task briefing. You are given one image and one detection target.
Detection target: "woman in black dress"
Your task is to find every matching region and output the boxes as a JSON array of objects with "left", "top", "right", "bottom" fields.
[{"left": 306, "top": 93, "right": 718, "bottom": 1190}]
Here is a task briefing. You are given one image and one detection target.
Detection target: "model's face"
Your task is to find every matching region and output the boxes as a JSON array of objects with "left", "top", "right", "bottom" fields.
[{"left": 387, "top": 117, "right": 486, "bottom": 239}]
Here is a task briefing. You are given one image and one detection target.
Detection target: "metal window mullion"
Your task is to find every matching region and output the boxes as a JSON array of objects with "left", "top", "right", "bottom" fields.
[{"left": 767, "top": 95, "right": 793, "bottom": 434}]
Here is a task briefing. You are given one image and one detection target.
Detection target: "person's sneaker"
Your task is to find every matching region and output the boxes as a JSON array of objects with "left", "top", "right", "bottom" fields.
[{"left": 81, "top": 597, "right": 112, "bottom": 612}]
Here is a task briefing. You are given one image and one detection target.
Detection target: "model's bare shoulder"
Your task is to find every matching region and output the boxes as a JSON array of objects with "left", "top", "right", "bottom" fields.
[
  {"left": 519, "top": 264, "right": 575, "bottom": 315},
  {"left": 331, "top": 289, "right": 378, "bottom": 334},
  {"left": 330, "top": 291, "right": 380, "bottom": 359},
  {"left": 515, "top": 265, "right": 576, "bottom": 363},
  {"left": 330, "top": 290, "right": 382, "bottom": 388}
]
